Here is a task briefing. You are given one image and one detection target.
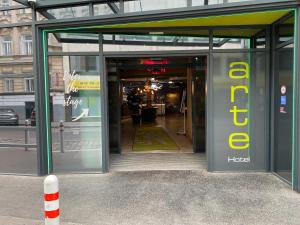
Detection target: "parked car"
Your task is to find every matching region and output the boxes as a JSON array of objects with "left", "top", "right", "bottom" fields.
[
  {"left": 0, "top": 108, "right": 19, "bottom": 126},
  {"left": 30, "top": 109, "right": 36, "bottom": 126}
]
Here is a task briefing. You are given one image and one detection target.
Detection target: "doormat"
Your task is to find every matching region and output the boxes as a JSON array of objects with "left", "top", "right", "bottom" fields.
[{"left": 133, "top": 126, "right": 179, "bottom": 151}]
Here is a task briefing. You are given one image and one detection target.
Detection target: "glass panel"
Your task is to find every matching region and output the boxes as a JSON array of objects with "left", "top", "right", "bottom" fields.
[
  {"left": 253, "top": 30, "right": 266, "bottom": 49},
  {"left": 273, "top": 13, "right": 294, "bottom": 183},
  {"left": 103, "top": 34, "right": 209, "bottom": 52},
  {"left": 123, "top": 0, "right": 188, "bottom": 13},
  {"left": 211, "top": 52, "right": 267, "bottom": 171},
  {"left": 35, "top": 0, "right": 277, "bottom": 18},
  {"left": 192, "top": 0, "right": 205, "bottom": 6},
  {"left": 0, "top": 7, "right": 32, "bottom": 23},
  {"left": 47, "top": 6, "right": 90, "bottom": 19},
  {"left": 276, "top": 20, "right": 294, "bottom": 46},
  {"left": 0, "top": 26, "right": 37, "bottom": 174},
  {"left": 213, "top": 38, "right": 250, "bottom": 49},
  {"left": 208, "top": 0, "right": 254, "bottom": 4},
  {"left": 47, "top": 33, "right": 208, "bottom": 54},
  {"left": 93, "top": 3, "right": 114, "bottom": 16},
  {"left": 48, "top": 55, "right": 103, "bottom": 173},
  {"left": 48, "top": 33, "right": 99, "bottom": 52},
  {"left": 274, "top": 48, "right": 293, "bottom": 182},
  {"left": 122, "top": 0, "right": 255, "bottom": 12}
]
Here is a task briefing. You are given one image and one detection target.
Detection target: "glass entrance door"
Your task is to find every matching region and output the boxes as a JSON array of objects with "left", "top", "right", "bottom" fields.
[
  {"left": 273, "top": 14, "right": 295, "bottom": 183},
  {"left": 273, "top": 48, "right": 293, "bottom": 183}
]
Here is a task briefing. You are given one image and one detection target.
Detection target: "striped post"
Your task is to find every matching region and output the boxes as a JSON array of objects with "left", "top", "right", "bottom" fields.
[{"left": 44, "top": 175, "right": 60, "bottom": 225}]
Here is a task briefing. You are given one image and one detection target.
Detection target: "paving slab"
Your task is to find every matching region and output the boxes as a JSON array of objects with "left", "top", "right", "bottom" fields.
[{"left": 0, "top": 171, "right": 300, "bottom": 225}]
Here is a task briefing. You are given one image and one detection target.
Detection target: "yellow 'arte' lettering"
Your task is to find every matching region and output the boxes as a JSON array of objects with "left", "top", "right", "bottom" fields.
[
  {"left": 229, "top": 106, "right": 248, "bottom": 126},
  {"left": 231, "top": 86, "right": 248, "bottom": 103},
  {"left": 229, "top": 62, "right": 249, "bottom": 79},
  {"left": 228, "top": 61, "right": 250, "bottom": 152},
  {"left": 229, "top": 133, "right": 250, "bottom": 150}
]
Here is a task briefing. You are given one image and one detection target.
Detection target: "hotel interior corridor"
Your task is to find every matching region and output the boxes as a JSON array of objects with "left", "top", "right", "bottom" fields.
[
  {"left": 110, "top": 114, "right": 206, "bottom": 172},
  {"left": 108, "top": 56, "right": 207, "bottom": 171}
]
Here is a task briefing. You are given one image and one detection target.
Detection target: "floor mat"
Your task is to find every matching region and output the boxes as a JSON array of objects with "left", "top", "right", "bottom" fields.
[{"left": 133, "top": 126, "right": 179, "bottom": 151}]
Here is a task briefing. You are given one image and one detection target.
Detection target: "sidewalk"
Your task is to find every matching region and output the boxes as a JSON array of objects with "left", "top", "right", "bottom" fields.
[{"left": 0, "top": 171, "right": 300, "bottom": 225}]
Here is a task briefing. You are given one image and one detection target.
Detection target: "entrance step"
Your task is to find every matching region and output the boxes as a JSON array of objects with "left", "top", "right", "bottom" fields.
[{"left": 110, "top": 153, "right": 206, "bottom": 172}]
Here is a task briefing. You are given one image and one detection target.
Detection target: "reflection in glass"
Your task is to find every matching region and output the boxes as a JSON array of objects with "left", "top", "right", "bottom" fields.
[
  {"left": 124, "top": 0, "right": 187, "bottom": 12},
  {"left": 273, "top": 14, "right": 294, "bottom": 183},
  {"left": 49, "top": 56, "right": 102, "bottom": 173},
  {"left": 48, "top": 6, "right": 90, "bottom": 19},
  {"left": 213, "top": 38, "right": 250, "bottom": 49},
  {"left": 274, "top": 48, "right": 293, "bottom": 183},
  {"left": 0, "top": 40, "right": 37, "bottom": 174}
]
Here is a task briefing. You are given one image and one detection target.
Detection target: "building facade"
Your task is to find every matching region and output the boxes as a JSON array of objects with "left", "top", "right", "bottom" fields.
[
  {"left": 1, "top": 0, "right": 300, "bottom": 193},
  {"left": 0, "top": 0, "right": 63, "bottom": 121}
]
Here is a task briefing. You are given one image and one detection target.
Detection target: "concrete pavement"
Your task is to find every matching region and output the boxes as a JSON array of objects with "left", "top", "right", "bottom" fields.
[{"left": 0, "top": 171, "right": 300, "bottom": 225}]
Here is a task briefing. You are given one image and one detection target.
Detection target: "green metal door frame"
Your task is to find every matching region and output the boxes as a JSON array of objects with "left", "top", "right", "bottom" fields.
[{"left": 32, "top": 3, "right": 300, "bottom": 194}]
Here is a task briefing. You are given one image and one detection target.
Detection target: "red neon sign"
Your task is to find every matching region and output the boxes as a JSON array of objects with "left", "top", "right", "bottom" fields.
[{"left": 142, "top": 59, "right": 168, "bottom": 75}]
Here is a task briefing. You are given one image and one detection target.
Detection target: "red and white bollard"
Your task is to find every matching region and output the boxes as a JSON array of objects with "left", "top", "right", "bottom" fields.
[{"left": 44, "top": 175, "right": 60, "bottom": 225}]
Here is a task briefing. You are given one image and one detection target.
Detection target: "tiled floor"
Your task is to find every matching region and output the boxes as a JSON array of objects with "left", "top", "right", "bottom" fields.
[
  {"left": 113, "top": 114, "right": 202, "bottom": 171},
  {"left": 121, "top": 114, "right": 193, "bottom": 153}
]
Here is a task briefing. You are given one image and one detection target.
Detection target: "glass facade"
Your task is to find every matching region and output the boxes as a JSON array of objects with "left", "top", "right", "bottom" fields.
[
  {"left": 271, "top": 14, "right": 295, "bottom": 183},
  {"left": 0, "top": 26, "right": 37, "bottom": 175},
  {"left": 48, "top": 55, "right": 103, "bottom": 173},
  {"left": 0, "top": 1, "right": 298, "bottom": 194},
  {"left": 0, "top": 1, "right": 37, "bottom": 174},
  {"left": 274, "top": 48, "right": 293, "bottom": 182},
  {"left": 37, "top": 0, "right": 271, "bottom": 19},
  {"left": 103, "top": 35, "right": 209, "bottom": 52}
]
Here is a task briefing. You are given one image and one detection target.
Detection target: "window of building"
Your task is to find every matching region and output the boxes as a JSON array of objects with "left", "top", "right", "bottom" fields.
[
  {"left": 0, "top": 0, "right": 10, "bottom": 16},
  {"left": 1, "top": 36, "right": 12, "bottom": 55},
  {"left": 69, "top": 56, "right": 99, "bottom": 75},
  {"left": 19, "top": 8, "right": 31, "bottom": 14},
  {"left": 60, "top": 8, "right": 73, "bottom": 18},
  {"left": 19, "top": 8, "right": 25, "bottom": 14},
  {"left": 0, "top": 0, "right": 9, "bottom": 7},
  {"left": 21, "top": 35, "right": 33, "bottom": 55},
  {"left": 4, "top": 79, "right": 14, "bottom": 92},
  {"left": 25, "top": 78, "right": 34, "bottom": 92}
]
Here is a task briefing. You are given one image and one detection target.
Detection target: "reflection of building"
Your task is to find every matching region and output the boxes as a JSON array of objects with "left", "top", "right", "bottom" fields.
[
  {"left": 0, "top": 0, "right": 62, "bottom": 121},
  {"left": 49, "top": 55, "right": 101, "bottom": 122}
]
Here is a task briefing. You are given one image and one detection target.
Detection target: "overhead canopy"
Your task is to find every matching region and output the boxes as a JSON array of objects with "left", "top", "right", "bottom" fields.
[
  {"left": 96, "top": 10, "right": 291, "bottom": 28},
  {"left": 94, "top": 10, "right": 292, "bottom": 37},
  {"left": 52, "top": 9, "right": 292, "bottom": 38}
]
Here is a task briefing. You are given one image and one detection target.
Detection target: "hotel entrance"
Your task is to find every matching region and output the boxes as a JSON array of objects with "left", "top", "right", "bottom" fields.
[
  {"left": 26, "top": 1, "right": 300, "bottom": 191},
  {"left": 107, "top": 55, "right": 207, "bottom": 171}
]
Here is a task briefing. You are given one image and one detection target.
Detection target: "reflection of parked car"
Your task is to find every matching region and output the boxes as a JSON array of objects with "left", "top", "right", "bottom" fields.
[
  {"left": 30, "top": 109, "right": 36, "bottom": 126},
  {"left": 0, "top": 108, "right": 19, "bottom": 126}
]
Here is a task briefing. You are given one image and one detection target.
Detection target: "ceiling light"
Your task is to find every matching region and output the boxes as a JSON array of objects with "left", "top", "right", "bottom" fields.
[{"left": 149, "top": 32, "right": 164, "bottom": 35}]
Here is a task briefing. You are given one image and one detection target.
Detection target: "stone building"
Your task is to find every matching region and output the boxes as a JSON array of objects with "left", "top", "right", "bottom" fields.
[{"left": 0, "top": 0, "right": 63, "bottom": 121}]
